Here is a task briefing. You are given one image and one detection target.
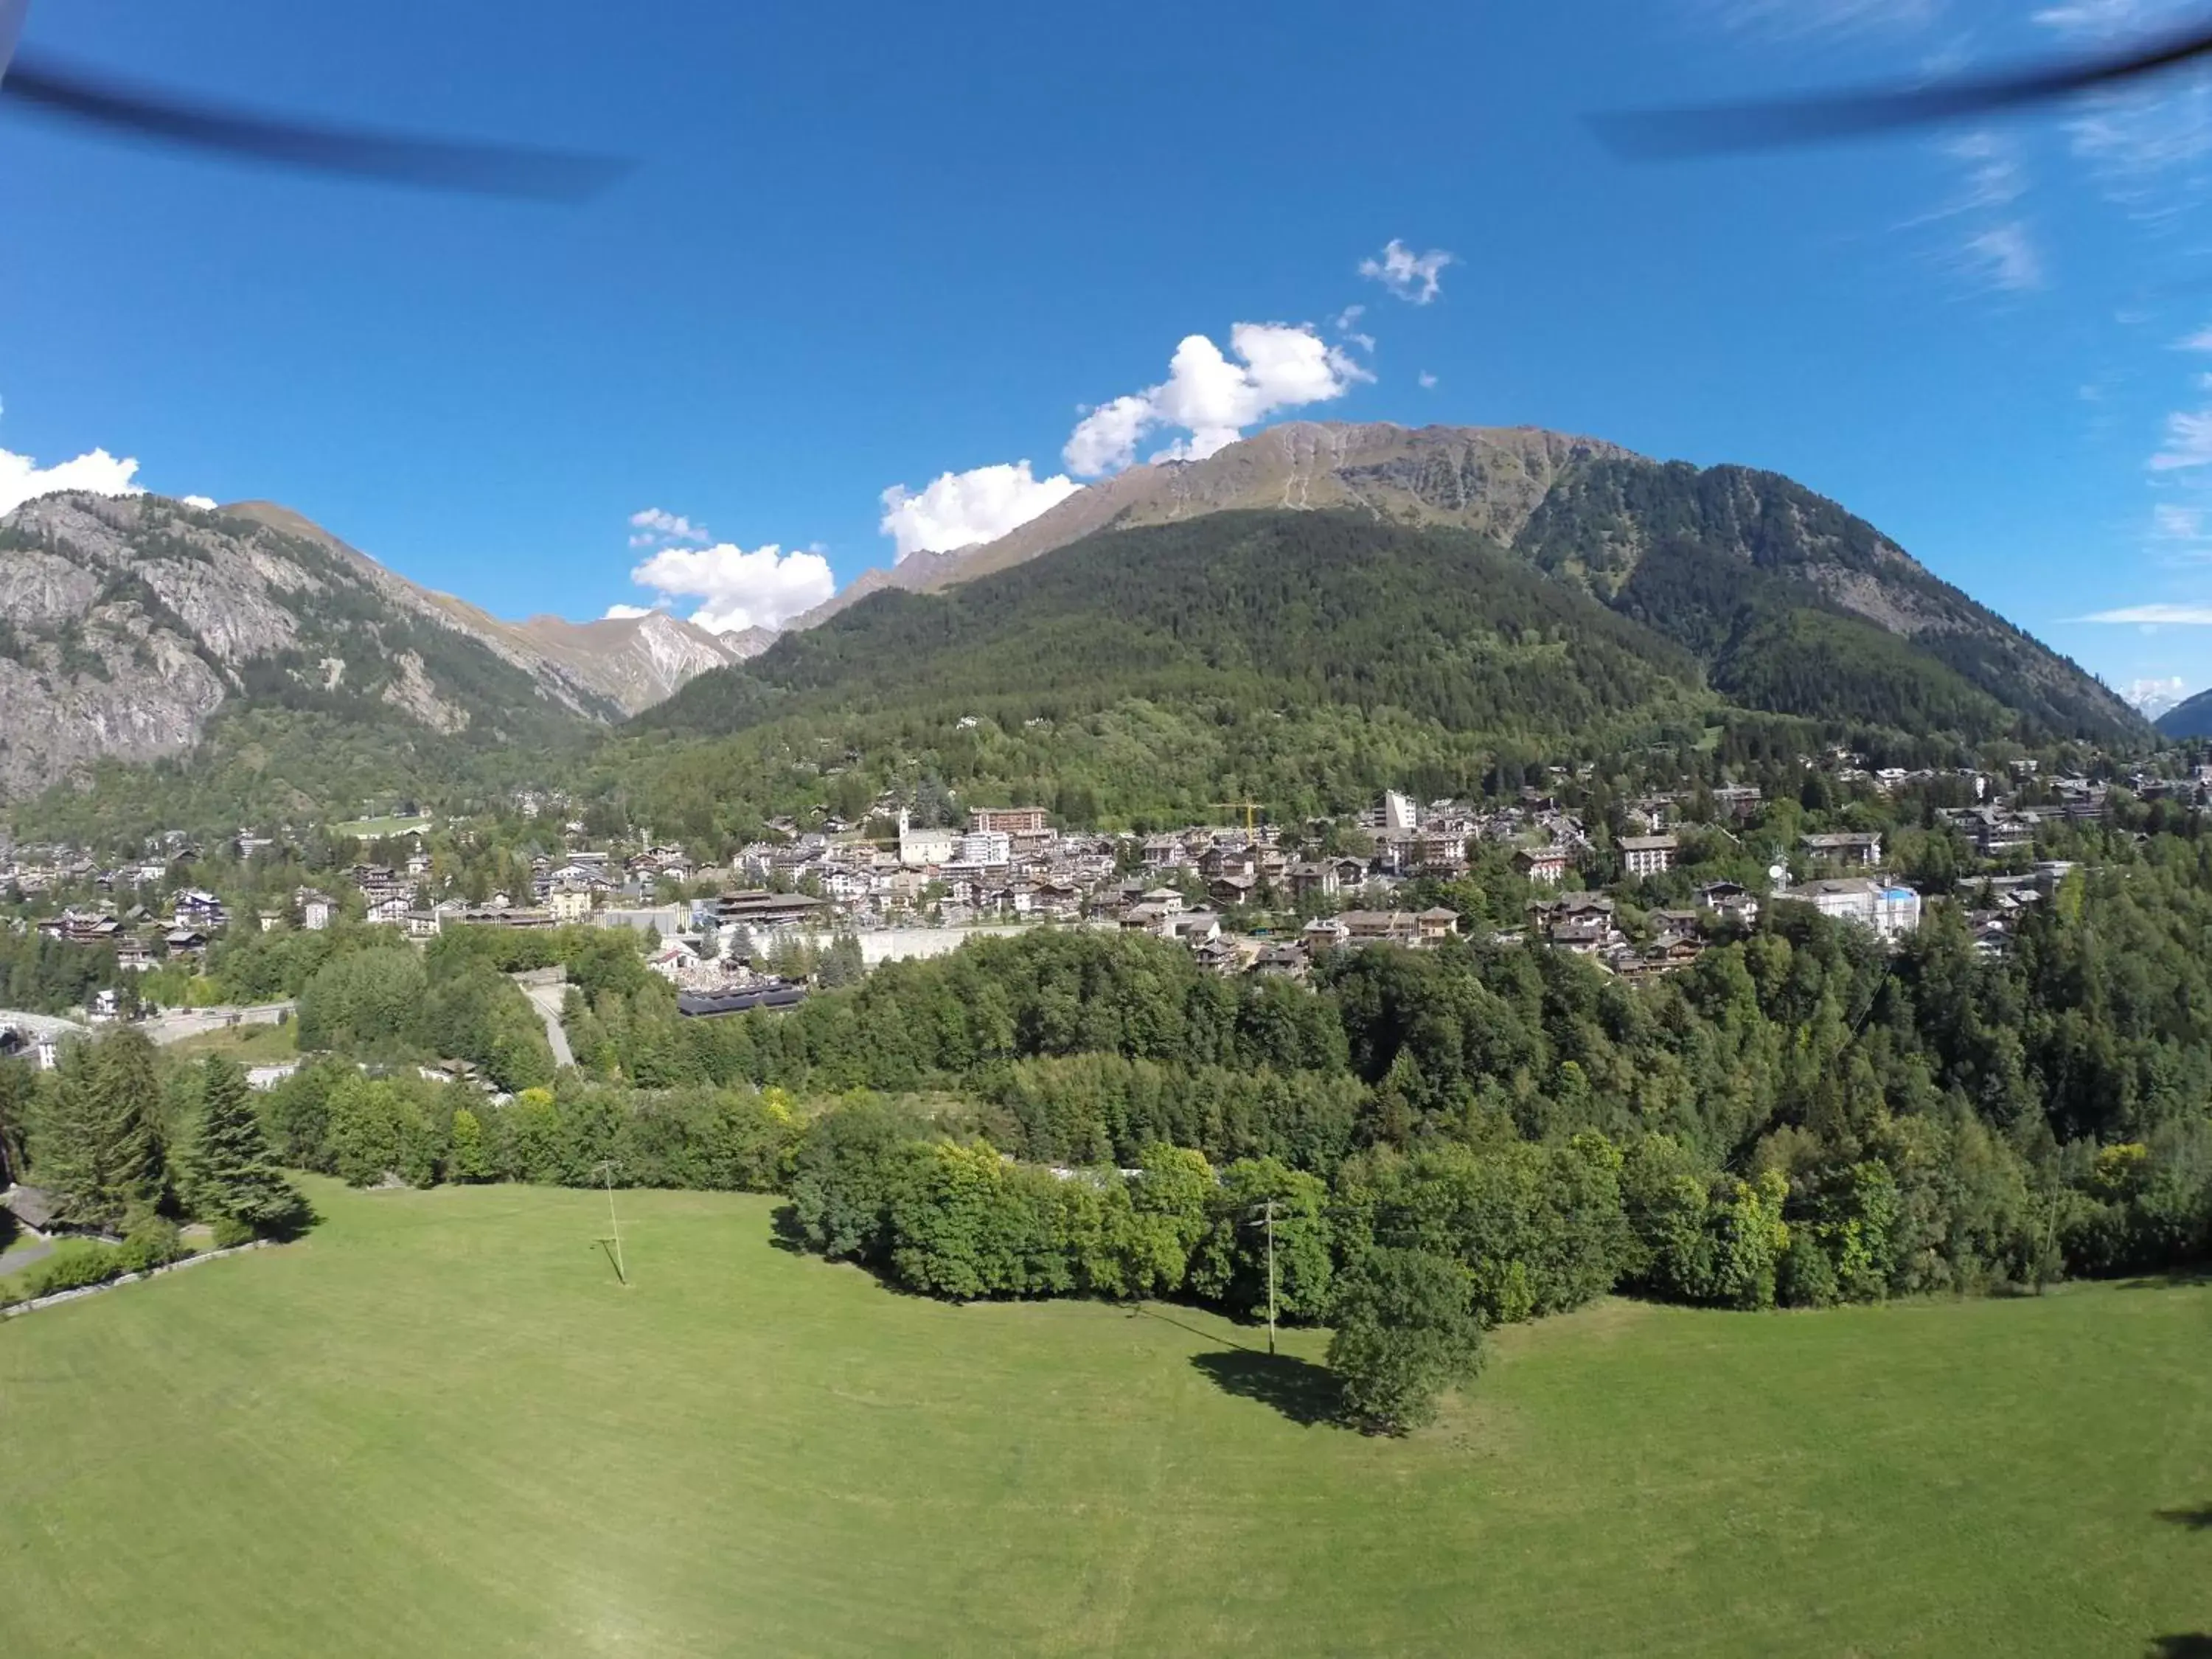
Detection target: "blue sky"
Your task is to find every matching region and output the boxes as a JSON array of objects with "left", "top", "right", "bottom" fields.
[{"left": 10, "top": 1, "right": 2212, "bottom": 706}]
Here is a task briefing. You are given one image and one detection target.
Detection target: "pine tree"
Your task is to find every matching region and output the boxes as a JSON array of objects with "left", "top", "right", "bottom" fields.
[
  {"left": 185, "top": 1055, "right": 307, "bottom": 1236},
  {"left": 89, "top": 1028, "right": 165, "bottom": 1215},
  {"left": 35, "top": 1031, "right": 166, "bottom": 1231}
]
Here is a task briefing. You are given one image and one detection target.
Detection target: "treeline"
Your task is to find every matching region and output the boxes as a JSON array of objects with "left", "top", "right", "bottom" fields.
[
  {"left": 548, "top": 856, "right": 2212, "bottom": 1297},
  {"left": 257, "top": 1061, "right": 801, "bottom": 1194}
]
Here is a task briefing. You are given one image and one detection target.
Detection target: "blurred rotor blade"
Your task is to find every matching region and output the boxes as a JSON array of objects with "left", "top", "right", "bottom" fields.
[
  {"left": 0, "top": 51, "right": 631, "bottom": 200},
  {"left": 0, "top": 0, "right": 28, "bottom": 83},
  {"left": 1594, "top": 18, "right": 2212, "bottom": 157}
]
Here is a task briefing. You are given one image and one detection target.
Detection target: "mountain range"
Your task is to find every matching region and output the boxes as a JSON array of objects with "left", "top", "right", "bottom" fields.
[
  {"left": 0, "top": 420, "right": 2154, "bottom": 836},
  {"left": 0, "top": 493, "right": 759, "bottom": 807},
  {"left": 658, "top": 422, "right": 2142, "bottom": 749}
]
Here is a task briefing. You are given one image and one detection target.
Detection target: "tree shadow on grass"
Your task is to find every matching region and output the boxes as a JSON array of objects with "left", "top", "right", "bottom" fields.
[
  {"left": 766, "top": 1203, "right": 811, "bottom": 1255},
  {"left": 2116, "top": 1268, "right": 2212, "bottom": 1291},
  {"left": 1125, "top": 1301, "right": 1256, "bottom": 1352},
  {"left": 1189, "top": 1349, "right": 1344, "bottom": 1429},
  {"left": 2149, "top": 1503, "right": 2212, "bottom": 1655}
]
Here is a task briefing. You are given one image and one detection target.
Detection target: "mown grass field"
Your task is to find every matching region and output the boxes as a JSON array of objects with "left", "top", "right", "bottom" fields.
[
  {"left": 164, "top": 1020, "right": 301, "bottom": 1065},
  {"left": 327, "top": 815, "right": 432, "bottom": 840},
  {"left": 2, "top": 1179, "right": 2208, "bottom": 1658}
]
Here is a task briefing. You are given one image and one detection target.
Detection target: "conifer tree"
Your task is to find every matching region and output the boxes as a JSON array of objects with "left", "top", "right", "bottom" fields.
[
  {"left": 35, "top": 1031, "right": 167, "bottom": 1231},
  {"left": 184, "top": 1055, "right": 307, "bottom": 1236}
]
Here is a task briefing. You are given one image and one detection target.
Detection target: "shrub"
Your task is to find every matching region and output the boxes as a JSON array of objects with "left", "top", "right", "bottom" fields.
[
  {"left": 1776, "top": 1230, "right": 1840, "bottom": 1309},
  {"left": 209, "top": 1215, "right": 257, "bottom": 1249},
  {"left": 21, "top": 1239, "right": 127, "bottom": 1297},
  {"left": 1328, "top": 1247, "right": 1486, "bottom": 1433}
]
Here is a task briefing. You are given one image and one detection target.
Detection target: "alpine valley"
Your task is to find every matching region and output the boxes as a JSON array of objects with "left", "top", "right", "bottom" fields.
[{"left": 0, "top": 422, "right": 2146, "bottom": 845}]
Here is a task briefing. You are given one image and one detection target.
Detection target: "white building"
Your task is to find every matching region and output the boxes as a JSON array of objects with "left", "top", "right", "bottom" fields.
[
  {"left": 897, "top": 809, "right": 956, "bottom": 869},
  {"left": 549, "top": 888, "right": 595, "bottom": 923},
  {"left": 1383, "top": 790, "right": 1420, "bottom": 833},
  {"left": 957, "top": 830, "right": 1012, "bottom": 867},
  {"left": 1618, "top": 835, "right": 1677, "bottom": 879},
  {"left": 1798, "top": 878, "right": 1921, "bottom": 942}
]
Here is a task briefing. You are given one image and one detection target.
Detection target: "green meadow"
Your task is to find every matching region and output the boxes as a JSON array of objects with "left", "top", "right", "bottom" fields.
[{"left": 2, "top": 1178, "right": 2207, "bottom": 1657}]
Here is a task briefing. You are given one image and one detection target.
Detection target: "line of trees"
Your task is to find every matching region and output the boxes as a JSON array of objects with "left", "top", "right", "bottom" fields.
[{"left": 4, "top": 1032, "right": 307, "bottom": 1304}]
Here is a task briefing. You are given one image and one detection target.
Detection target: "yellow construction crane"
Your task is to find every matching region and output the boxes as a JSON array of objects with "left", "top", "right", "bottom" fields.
[{"left": 1209, "top": 800, "right": 1267, "bottom": 834}]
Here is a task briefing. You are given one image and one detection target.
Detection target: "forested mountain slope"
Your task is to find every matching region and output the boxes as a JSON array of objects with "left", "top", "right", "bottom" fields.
[
  {"left": 792, "top": 422, "right": 2138, "bottom": 748},
  {"left": 1511, "top": 459, "right": 2138, "bottom": 744},
  {"left": 647, "top": 511, "right": 1703, "bottom": 740},
  {"left": 2156, "top": 685, "right": 2212, "bottom": 740},
  {"left": 620, "top": 512, "right": 1715, "bottom": 831}
]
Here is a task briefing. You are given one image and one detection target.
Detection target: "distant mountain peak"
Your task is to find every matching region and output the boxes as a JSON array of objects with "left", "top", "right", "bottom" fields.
[
  {"left": 787, "top": 422, "right": 1643, "bottom": 628},
  {"left": 0, "top": 491, "right": 757, "bottom": 801}
]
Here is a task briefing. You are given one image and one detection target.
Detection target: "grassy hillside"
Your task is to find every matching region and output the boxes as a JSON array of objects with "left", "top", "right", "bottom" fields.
[{"left": 1, "top": 1178, "right": 2206, "bottom": 1657}]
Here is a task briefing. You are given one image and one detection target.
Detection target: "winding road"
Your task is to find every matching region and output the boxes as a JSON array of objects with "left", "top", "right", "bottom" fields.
[{"left": 518, "top": 980, "right": 575, "bottom": 1068}]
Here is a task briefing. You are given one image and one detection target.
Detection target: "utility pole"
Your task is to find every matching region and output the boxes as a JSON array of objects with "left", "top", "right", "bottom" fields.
[
  {"left": 594, "top": 1159, "right": 627, "bottom": 1287},
  {"left": 1249, "top": 1198, "right": 1281, "bottom": 1354}
]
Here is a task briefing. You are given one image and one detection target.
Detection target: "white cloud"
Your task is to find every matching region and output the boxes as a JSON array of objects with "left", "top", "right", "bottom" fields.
[
  {"left": 2078, "top": 602, "right": 2212, "bottom": 624},
  {"left": 2150, "top": 408, "right": 2212, "bottom": 469},
  {"left": 1707, "top": 0, "right": 1939, "bottom": 35},
  {"left": 1358, "top": 239, "right": 1455, "bottom": 305},
  {"left": 627, "top": 506, "right": 711, "bottom": 549},
  {"left": 1943, "top": 130, "right": 2025, "bottom": 214},
  {"left": 603, "top": 603, "right": 658, "bottom": 620},
  {"left": 1962, "top": 223, "right": 2044, "bottom": 292},
  {"left": 0, "top": 442, "right": 143, "bottom": 517},
  {"left": 877, "top": 459, "right": 1080, "bottom": 562},
  {"left": 1062, "top": 322, "right": 1373, "bottom": 478},
  {"left": 2183, "top": 327, "right": 2212, "bottom": 351},
  {"left": 2125, "top": 674, "right": 2191, "bottom": 715},
  {"left": 2034, "top": 0, "right": 2168, "bottom": 38},
  {"left": 2154, "top": 502, "right": 2212, "bottom": 538},
  {"left": 627, "top": 542, "right": 835, "bottom": 633},
  {"left": 181, "top": 494, "right": 217, "bottom": 511},
  {"left": 1418, "top": 370, "right": 1439, "bottom": 389},
  {"left": 1333, "top": 305, "right": 1366, "bottom": 331}
]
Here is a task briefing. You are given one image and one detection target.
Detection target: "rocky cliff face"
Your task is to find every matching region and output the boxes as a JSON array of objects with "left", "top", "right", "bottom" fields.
[
  {"left": 509, "top": 611, "right": 765, "bottom": 715},
  {"left": 0, "top": 492, "right": 748, "bottom": 800}
]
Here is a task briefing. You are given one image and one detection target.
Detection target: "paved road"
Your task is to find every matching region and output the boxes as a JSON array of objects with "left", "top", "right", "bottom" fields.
[
  {"left": 520, "top": 982, "right": 575, "bottom": 1068},
  {"left": 140, "top": 1002, "right": 296, "bottom": 1046}
]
